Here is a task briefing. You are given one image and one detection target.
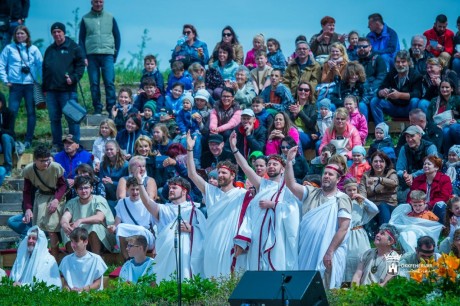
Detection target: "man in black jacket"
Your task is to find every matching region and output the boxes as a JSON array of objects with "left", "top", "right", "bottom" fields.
[
  {"left": 0, "top": 0, "right": 29, "bottom": 51},
  {"left": 200, "top": 134, "right": 235, "bottom": 172},
  {"left": 0, "top": 91, "right": 15, "bottom": 177},
  {"left": 43, "top": 22, "right": 85, "bottom": 153}
]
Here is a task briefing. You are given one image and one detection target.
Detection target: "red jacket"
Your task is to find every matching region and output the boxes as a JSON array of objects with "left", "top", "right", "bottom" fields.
[
  {"left": 423, "top": 27, "right": 455, "bottom": 56},
  {"left": 408, "top": 172, "right": 452, "bottom": 209}
]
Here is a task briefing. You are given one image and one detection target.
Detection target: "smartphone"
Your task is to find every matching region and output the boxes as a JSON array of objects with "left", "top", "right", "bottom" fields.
[{"left": 430, "top": 40, "right": 438, "bottom": 48}]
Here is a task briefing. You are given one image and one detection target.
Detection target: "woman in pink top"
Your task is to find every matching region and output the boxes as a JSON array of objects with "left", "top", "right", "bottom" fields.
[
  {"left": 319, "top": 107, "right": 362, "bottom": 160},
  {"left": 265, "top": 112, "right": 300, "bottom": 155},
  {"left": 209, "top": 87, "right": 242, "bottom": 141}
]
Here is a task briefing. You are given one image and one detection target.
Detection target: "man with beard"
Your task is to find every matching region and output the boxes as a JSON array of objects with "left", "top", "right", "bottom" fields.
[
  {"left": 230, "top": 131, "right": 299, "bottom": 271},
  {"left": 138, "top": 167, "right": 206, "bottom": 283},
  {"left": 423, "top": 14, "right": 455, "bottom": 57},
  {"left": 10, "top": 226, "right": 62, "bottom": 288},
  {"left": 186, "top": 131, "right": 248, "bottom": 278},
  {"left": 356, "top": 37, "right": 387, "bottom": 119},
  {"left": 370, "top": 50, "right": 423, "bottom": 125},
  {"left": 284, "top": 146, "right": 351, "bottom": 289},
  {"left": 409, "top": 35, "right": 433, "bottom": 75}
]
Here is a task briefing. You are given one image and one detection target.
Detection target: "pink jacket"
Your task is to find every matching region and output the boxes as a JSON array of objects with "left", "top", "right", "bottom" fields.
[
  {"left": 244, "top": 48, "right": 257, "bottom": 68},
  {"left": 349, "top": 110, "right": 368, "bottom": 144},
  {"left": 209, "top": 109, "right": 242, "bottom": 133},
  {"left": 265, "top": 127, "right": 300, "bottom": 155},
  {"left": 319, "top": 122, "right": 362, "bottom": 159}
]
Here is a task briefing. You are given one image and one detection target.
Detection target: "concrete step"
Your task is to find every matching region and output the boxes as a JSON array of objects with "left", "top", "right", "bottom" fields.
[
  {"left": 368, "top": 121, "right": 408, "bottom": 135},
  {"left": 3, "top": 179, "right": 24, "bottom": 191},
  {"left": 85, "top": 114, "right": 109, "bottom": 127},
  {"left": 65, "top": 126, "right": 100, "bottom": 138},
  {"left": 0, "top": 230, "right": 19, "bottom": 238},
  {"left": 0, "top": 203, "right": 22, "bottom": 211},
  {"left": 0, "top": 192, "right": 22, "bottom": 204},
  {"left": 0, "top": 213, "right": 16, "bottom": 226},
  {"left": 79, "top": 137, "right": 96, "bottom": 151}
]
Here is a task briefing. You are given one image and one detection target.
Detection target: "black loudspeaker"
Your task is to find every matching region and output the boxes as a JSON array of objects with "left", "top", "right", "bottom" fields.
[{"left": 228, "top": 270, "right": 328, "bottom": 306}]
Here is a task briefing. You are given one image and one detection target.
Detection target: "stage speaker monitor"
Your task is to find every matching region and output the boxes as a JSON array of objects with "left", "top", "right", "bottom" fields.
[{"left": 228, "top": 270, "right": 328, "bottom": 306}]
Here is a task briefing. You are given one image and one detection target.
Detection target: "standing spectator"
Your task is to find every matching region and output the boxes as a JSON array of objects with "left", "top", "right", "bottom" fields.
[
  {"left": 0, "top": 0, "right": 29, "bottom": 51},
  {"left": 43, "top": 22, "right": 85, "bottom": 153},
  {"left": 423, "top": 14, "right": 455, "bottom": 57},
  {"left": 79, "top": 0, "right": 121, "bottom": 115},
  {"left": 367, "top": 13, "right": 400, "bottom": 70},
  {"left": 171, "top": 24, "right": 208, "bottom": 69},
  {"left": 0, "top": 92, "right": 15, "bottom": 177},
  {"left": 0, "top": 25, "right": 41, "bottom": 149}
]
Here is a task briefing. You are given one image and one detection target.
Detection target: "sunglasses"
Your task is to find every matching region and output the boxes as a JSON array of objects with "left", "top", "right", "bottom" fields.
[
  {"left": 222, "top": 33, "right": 232, "bottom": 37},
  {"left": 183, "top": 31, "right": 192, "bottom": 35},
  {"left": 298, "top": 88, "right": 310, "bottom": 92},
  {"left": 280, "top": 145, "right": 291, "bottom": 149},
  {"left": 357, "top": 45, "right": 369, "bottom": 49}
]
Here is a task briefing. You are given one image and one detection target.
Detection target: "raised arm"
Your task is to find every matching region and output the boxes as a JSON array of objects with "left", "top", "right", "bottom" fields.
[
  {"left": 185, "top": 131, "right": 206, "bottom": 194},
  {"left": 229, "top": 131, "right": 261, "bottom": 190},
  {"left": 135, "top": 166, "right": 159, "bottom": 219},
  {"left": 284, "top": 146, "right": 305, "bottom": 200}
]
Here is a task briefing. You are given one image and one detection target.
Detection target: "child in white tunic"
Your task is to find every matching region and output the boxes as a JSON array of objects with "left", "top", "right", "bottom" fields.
[{"left": 119, "top": 235, "right": 155, "bottom": 284}]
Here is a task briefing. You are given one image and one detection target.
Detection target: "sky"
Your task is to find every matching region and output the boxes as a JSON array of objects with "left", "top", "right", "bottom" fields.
[{"left": 27, "top": 0, "right": 460, "bottom": 71}]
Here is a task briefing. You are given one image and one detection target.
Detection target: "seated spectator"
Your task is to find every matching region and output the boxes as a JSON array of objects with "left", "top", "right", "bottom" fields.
[
  {"left": 367, "top": 123, "right": 395, "bottom": 163},
  {"left": 245, "top": 153, "right": 268, "bottom": 189},
  {"left": 309, "top": 143, "right": 336, "bottom": 175},
  {"left": 288, "top": 81, "right": 317, "bottom": 151},
  {"left": 251, "top": 96, "right": 273, "bottom": 131},
  {"left": 10, "top": 226, "right": 61, "bottom": 288},
  {"left": 423, "top": 14, "right": 455, "bottom": 57},
  {"left": 352, "top": 224, "right": 399, "bottom": 286},
  {"left": 427, "top": 78, "right": 460, "bottom": 154},
  {"left": 208, "top": 25, "right": 244, "bottom": 66},
  {"left": 209, "top": 87, "right": 242, "bottom": 140},
  {"left": 250, "top": 50, "right": 273, "bottom": 95},
  {"left": 319, "top": 107, "right": 362, "bottom": 160},
  {"left": 170, "top": 24, "right": 209, "bottom": 69},
  {"left": 406, "top": 190, "right": 439, "bottom": 221},
  {"left": 409, "top": 35, "right": 433, "bottom": 75},
  {"left": 200, "top": 134, "right": 235, "bottom": 172},
  {"left": 164, "top": 82, "right": 185, "bottom": 116},
  {"left": 346, "top": 31, "right": 359, "bottom": 61},
  {"left": 108, "top": 177, "right": 155, "bottom": 261},
  {"left": 140, "top": 54, "right": 164, "bottom": 94},
  {"left": 230, "top": 66, "right": 256, "bottom": 109},
  {"left": 112, "top": 87, "right": 139, "bottom": 132},
  {"left": 134, "top": 77, "right": 164, "bottom": 114},
  {"left": 349, "top": 146, "right": 371, "bottom": 184},
  {"left": 370, "top": 50, "right": 423, "bottom": 125},
  {"left": 309, "top": 16, "right": 346, "bottom": 62},
  {"left": 407, "top": 155, "right": 452, "bottom": 222},
  {"left": 330, "top": 61, "right": 366, "bottom": 110},
  {"left": 192, "top": 89, "right": 212, "bottom": 141},
  {"left": 211, "top": 42, "right": 239, "bottom": 87},
  {"left": 315, "top": 99, "right": 334, "bottom": 152},
  {"left": 116, "top": 113, "right": 149, "bottom": 159},
  {"left": 54, "top": 134, "right": 93, "bottom": 188},
  {"left": 119, "top": 235, "right": 155, "bottom": 284},
  {"left": 260, "top": 69, "right": 294, "bottom": 113},
  {"left": 151, "top": 123, "right": 172, "bottom": 156},
  {"left": 267, "top": 38, "right": 286, "bottom": 73},
  {"left": 135, "top": 136, "right": 169, "bottom": 191},
  {"left": 280, "top": 136, "right": 309, "bottom": 183},
  {"left": 92, "top": 119, "right": 116, "bottom": 173},
  {"left": 265, "top": 111, "right": 299, "bottom": 155},
  {"left": 359, "top": 151, "right": 399, "bottom": 227},
  {"left": 117, "top": 156, "right": 157, "bottom": 201},
  {"left": 0, "top": 92, "right": 15, "bottom": 177},
  {"left": 452, "top": 229, "right": 460, "bottom": 258},
  {"left": 99, "top": 140, "right": 129, "bottom": 204},
  {"left": 244, "top": 34, "right": 265, "bottom": 70},
  {"left": 321, "top": 42, "right": 349, "bottom": 83},
  {"left": 141, "top": 101, "right": 157, "bottom": 136},
  {"left": 344, "top": 95, "right": 368, "bottom": 144},
  {"left": 235, "top": 108, "right": 267, "bottom": 160},
  {"left": 328, "top": 154, "right": 353, "bottom": 192},
  {"left": 398, "top": 236, "right": 441, "bottom": 278},
  {"left": 452, "top": 16, "right": 460, "bottom": 76},
  {"left": 444, "top": 145, "right": 460, "bottom": 195},
  {"left": 366, "top": 13, "right": 400, "bottom": 70},
  {"left": 283, "top": 41, "right": 321, "bottom": 98},
  {"left": 60, "top": 227, "right": 108, "bottom": 291},
  {"left": 61, "top": 176, "right": 116, "bottom": 255},
  {"left": 67, "top": 163, "right": 105, "bottom": 200}
]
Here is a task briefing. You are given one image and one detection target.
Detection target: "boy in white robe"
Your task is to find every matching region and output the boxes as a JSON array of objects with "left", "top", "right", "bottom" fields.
[
  {"left": 10, "top": 226, "right": 62, "bottom": 288},
  {"left": 119, "top": 235, "right": 155, "bottom": 284},
  {"left": 60, "top": 227, "right": 108, "bottom": 291}
]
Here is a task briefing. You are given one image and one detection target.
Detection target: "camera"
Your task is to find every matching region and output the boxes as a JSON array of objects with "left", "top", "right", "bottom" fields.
[{"left": 21, "top": 66, "right": 30, "bottom": 74}]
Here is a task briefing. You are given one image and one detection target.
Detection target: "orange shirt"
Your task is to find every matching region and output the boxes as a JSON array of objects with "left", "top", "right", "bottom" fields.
[{"left": 407, "top": 210, "right": 439, "bottom": 222}]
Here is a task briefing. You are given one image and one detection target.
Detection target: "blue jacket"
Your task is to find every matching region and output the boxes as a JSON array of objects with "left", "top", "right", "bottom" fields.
[
  {"left": 260, "top": 84, "right": 294, "bottom": 112},
  {"left": 164, "top": 93, "right": 183, "bottom": 114},
  {"left": 116, "top": 129, "right": 149, "bottom": 155},
  {"left": 140, "top": 68, "right": 165, "bottom": 94},
  {"left": 0, "top": 43, "right": 42, "bottom": 84},
  {"left": 267, "top": 49, "right": 286, "bottom": 72},
  {"left": 171, "top": 39, "right": 209, "bottom": 67},
  {"left": 176, "top": 109, "right": 200, "bottom": 134},
  {"left": 255, "top": 108, "right": 274, "bottom": 130},
  {"left": 166, "top": 74, "right": 192, "bottom": 93},
  {"left": 212, "top": 60, "right": 239, "bottom": 81},
  {"left": 54, "top": 148, "right": 93, "bottom": 179},
  {"left": 367, "top": 24, "right": 400, "bottom": 61}
]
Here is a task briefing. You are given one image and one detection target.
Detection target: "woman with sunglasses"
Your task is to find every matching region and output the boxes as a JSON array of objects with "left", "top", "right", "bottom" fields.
[
  {"left": 288, "top": 81, "right": 317, "bottom": 151},
  {"left": 171, "top": 24, "right": 209, "bottom": 68},
  {"left": 209, "top": 25, "right": 244, "bottom": 66}
]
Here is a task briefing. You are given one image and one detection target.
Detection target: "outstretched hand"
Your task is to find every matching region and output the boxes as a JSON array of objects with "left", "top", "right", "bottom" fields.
[
  {"left": 229, "top": 131, "right": 237, "bottom": 150},
  {"left": 286, "top": 146, "right": 298, "bottom": 162},
  {"left": 186, "top": 130, "right": 196, "bottom": 150},
  {"left": 133, "top": 164, "right": 143, "bottom": 184}
]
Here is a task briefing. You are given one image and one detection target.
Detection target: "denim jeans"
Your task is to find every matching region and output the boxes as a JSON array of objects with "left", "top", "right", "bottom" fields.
[
  {"left": 8, "top": 83, "right": 35, "bottom": 143},
  {"left": 87, "top": 54, "right": 116, "bottom": 112},
  {"left": 443, "top": 123, "right": 460, "bottom": 156},
  {"left": 46, "top": 91, "right": 81, "bottom": 147},
  {"left": 7, "top": 213, "right": 32, "bottom": 239},
  {"left": 370, "top": 97, "right": 420, "bottom": 125},
  {"left": 377, "top": 202, "right": 396, "bottom": 225},
  {"left": 452, "top": 57, "right": 460, "bottom": 76},
  {"left": 299, "top": 131, "right": 314, "bottom": 150},
  {"left": 0, "top": 134, "right": 15, "bottom": 171},
  {"left": 0, "top": 165, "right": 5, "bottom": 185}
]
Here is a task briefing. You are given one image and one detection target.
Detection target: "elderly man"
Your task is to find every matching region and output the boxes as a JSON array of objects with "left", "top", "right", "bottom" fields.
[
  {"left": 352, "top": 224, "right": 399, "bottom": 286},
  {"left": 366, "top": 13, "right": 400, "bottom": 70},
  {"left": 409, "top": 35, "right": 433, "bottom": 75},
  {"left": 231, "top": 132, "right": 299, "bottom": 271},
  {"left": 370, "top": 50, "right": 423, "bottom": 125},
  {"left": 43, "top": 22, "right": 85, "bottom": 153},
  {"left": 423, "top": 14, "right": 455, "bottom": 57},
  {"left": 10, "top": 226, "right": 62, "bottom": 288},
  {"left": 398, "top": 236, "right": 440, "bottom": 278},
  {"left": 79, "top": 0, "right": 120, "bottom": 115},
  {"left": 200, "top": 133, "right": 235, "bottom": 172},
  {"left": 283, "top": 41, "right": 321, "bottom": 99},
  {"left": 285, "top": 146, "right": 351, "bottom": 289}
]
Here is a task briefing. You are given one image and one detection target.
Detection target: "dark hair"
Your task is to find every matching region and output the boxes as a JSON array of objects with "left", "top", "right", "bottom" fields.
[
  {"left": 221, "top": 25, "right": 239, "bottom": 44},
  {"left": 439, "top": 77, "right": 458, "bottom": 98},
  {"left": 217, "top": 160, "right": 238, "bottom": 175},
  {"left": 368, "top": 13, "right": 383, "bottom": 24},
  {"left": 144, "top": 54, "right": 157, "bottom": 64},
  {"left": 416, "top": 236, "right": 436, "bottom": 250},
  {"left": 166, "top": 143, "right": 186, "bottom": 159},
  {"left": 296, "top": 81, "right": 313, "bottom": 103},
  {"left": 295, "top": 35, "right": 307, "bottom": 44},
  {"left": 219, "top": 42, "right": 234, "bottom": 62},
  {"left": 358, "top": 37, "right": 371, "bottom": 44},
  {"left": 168, "top": 176, "right": 191, "bottom": 193},
  {"left": 33, "top": 144, "right": 51, "bottom": 159},
  {"left": 76, "top": 163, "right": 96, "bottom": 179},
  {"left": 302, "top": 174, "right": 321, "bottom": 187},
  {"left": 127, "top": 235, "right": 148, "bottom": 251},
  {"left": 269, "top": 112, "right": 294, "bottom": 138},
  {"left": 267, "top": 38, "right": 281, "bottom": 50},
  {"left": 74, "top": 175, "right": 93, "bottom": 190},
  {"left": 343, "top": 61, "right": 366, "bottom": 83},
  {"left": 171, "top": 82, "right": 185, "bottom": 91},
  {"left": 70, "top": 227, "right": 88, "bottom": 241},
  {"left": 444, "top": 196, "right": 460, "bottom": 236},
  {"left": 221, "top": 86, "right": 235, "bottom": 97},
  {"left": 436, "top": 14, "right": 448, "bottom": 23},
  {"left": 251, "top": 96, "right": 264, "bottom": 104},
  {"left": 369, "top": 150, "right": 393, "bottom": 175},
  {"left": 126, "top": 176, "right": 140, "bottom": 189},
  {"left": 321, "top": 16, "right": 335, "bottom": 26},
  {"left": 282, "top": 135, "right": 297, "bottom": 148},
  {"left": 348, "top": 30, "right": 359, "bottom": 39},
  {"left": 118, "top": 87, "right": 133, "bottom": 100},
  {"left": 141, "top": 77, "right": 157, "bottom": 87},
  {"left": 183, "top": 24, "right": 198, "bottom": 38},
  {"left": 13, "top": 25, "right": 32, "bottom": 47},
  {"left": 171, "top": 61, "right": 185, "bottom": 72},
  {"left": 321, "top": 143, "right": 337, "bottom": 155}
]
